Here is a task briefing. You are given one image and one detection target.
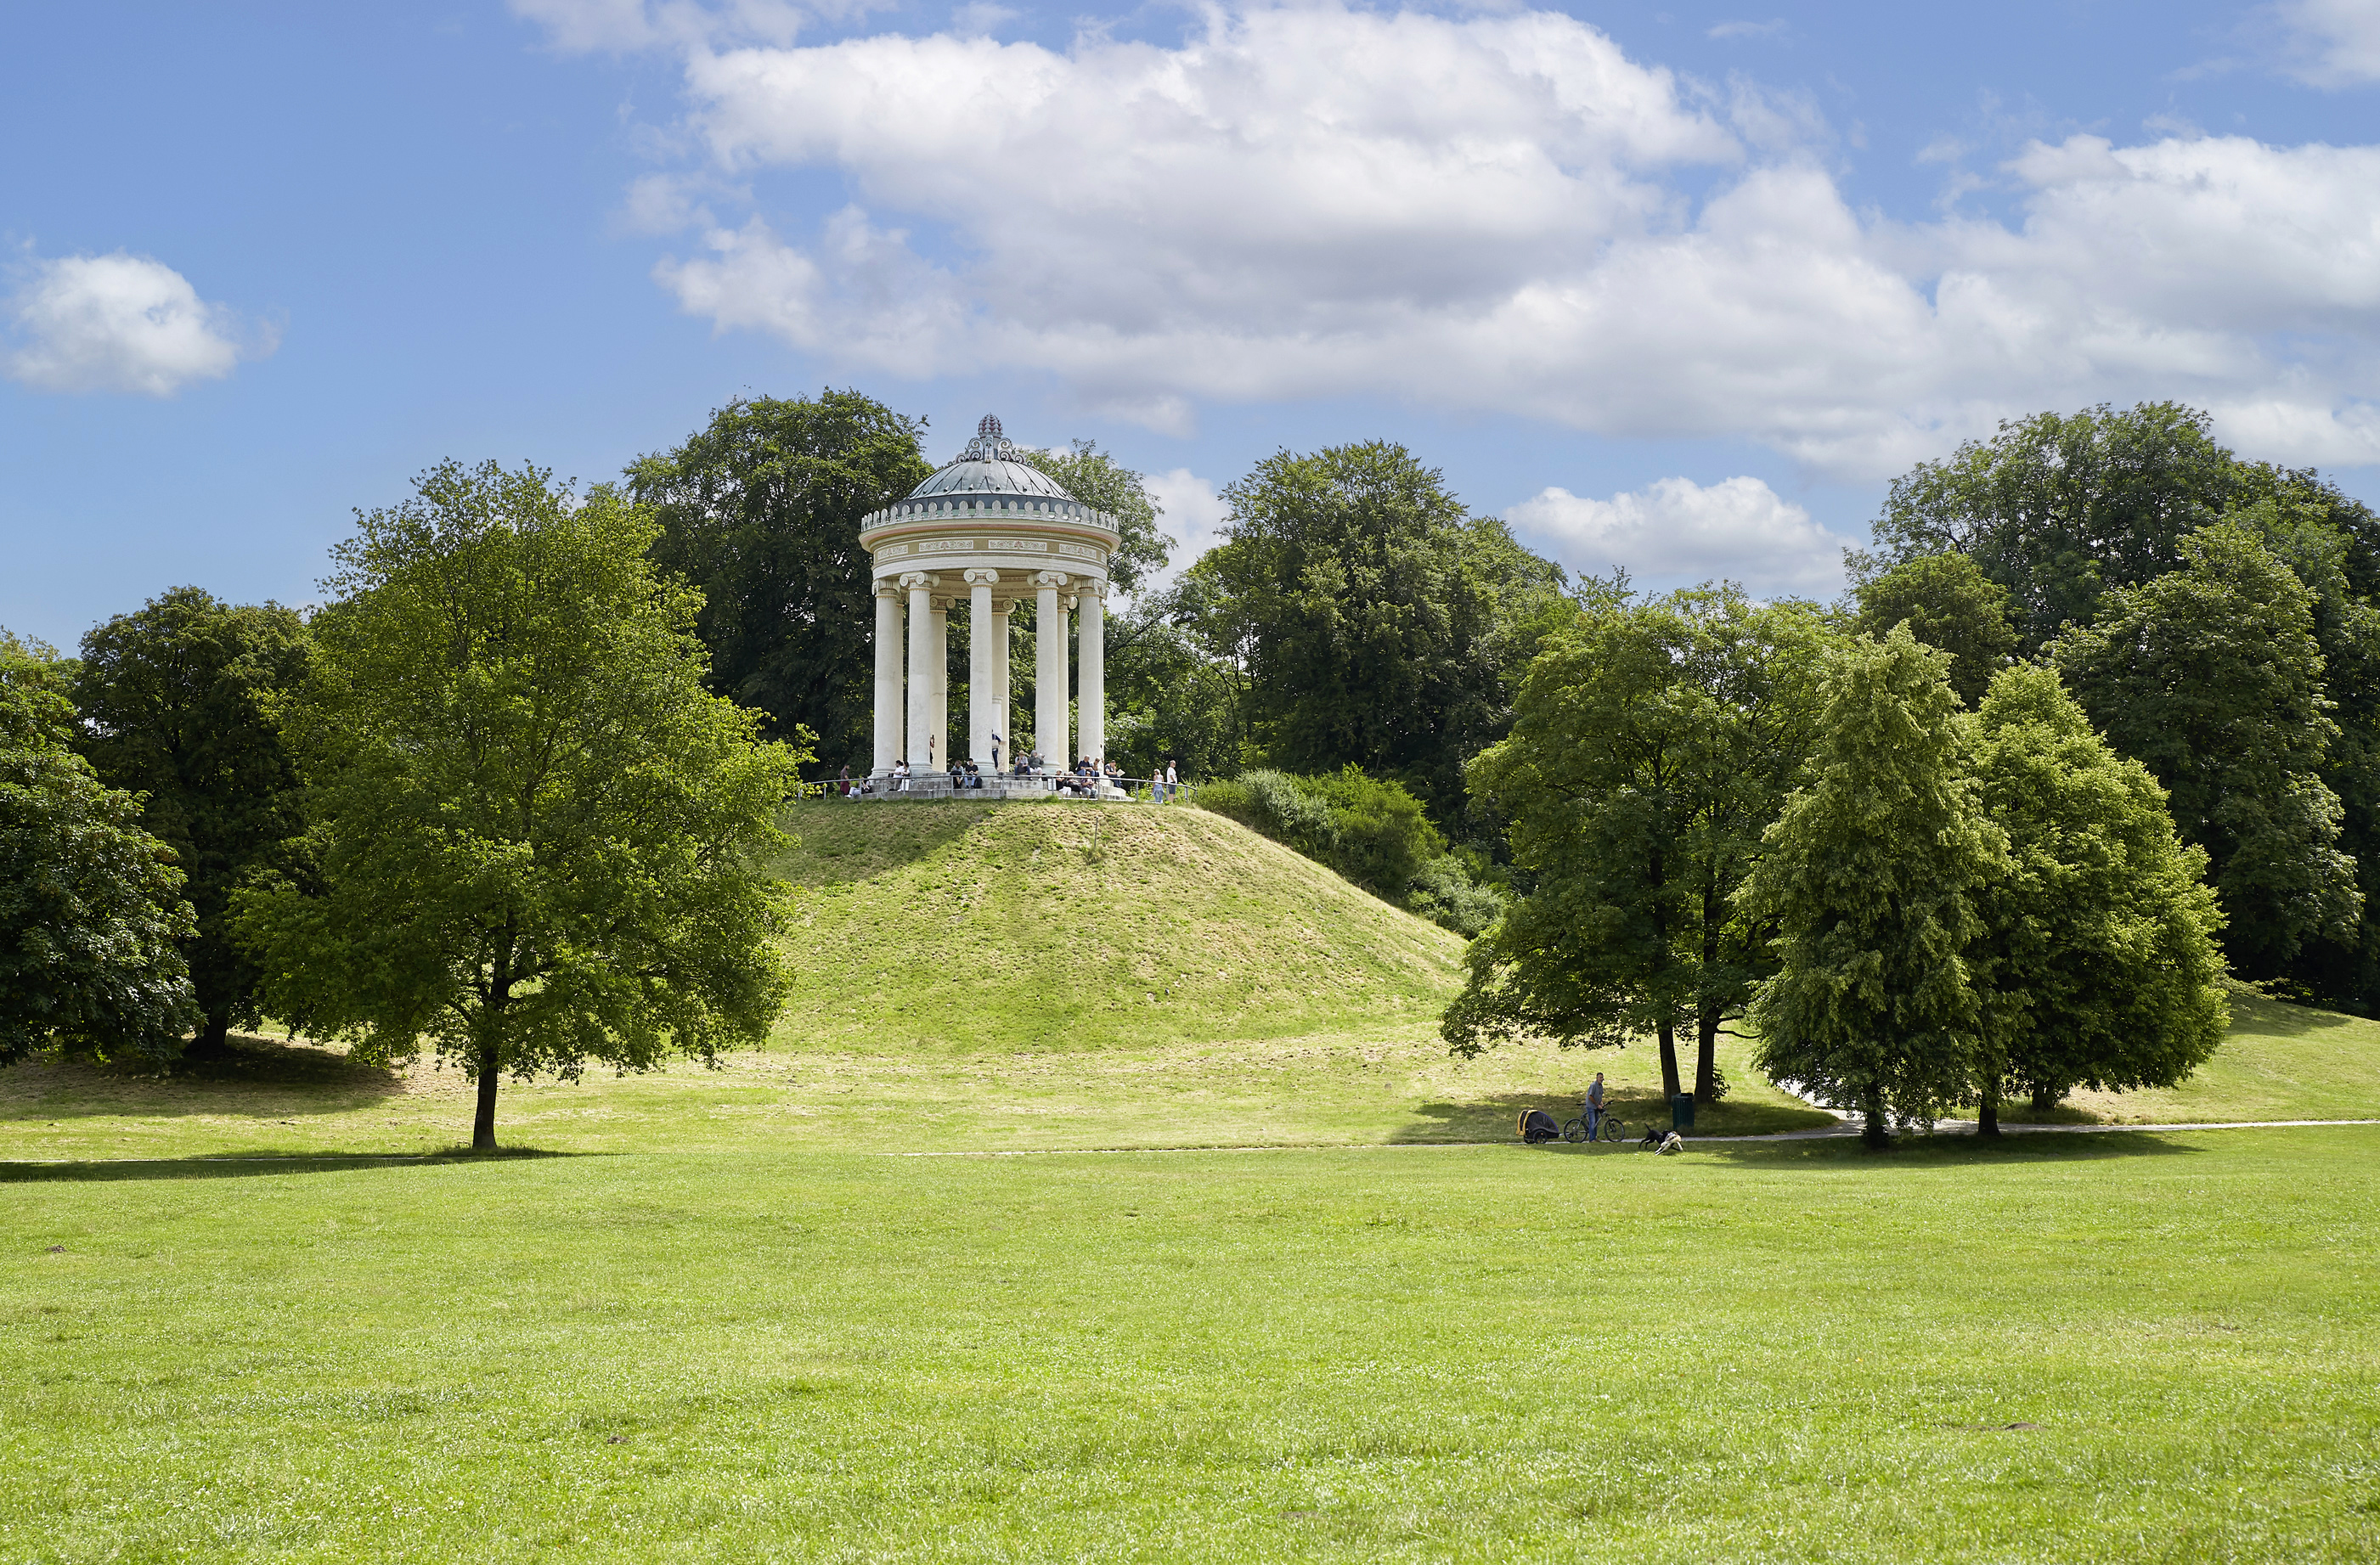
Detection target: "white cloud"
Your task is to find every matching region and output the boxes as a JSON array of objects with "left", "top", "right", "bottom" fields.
[
  {"left": 2276, "top": 0, "right": 2380, "bottom": 86},
  {"left": 1509, "top": 476, "right": 1851, "bottom": 596},
  {"left": 3, "top": 251, "right": 268, "bottom": 397},
  {"left": 600, "top": 1, "right": 2380, "bottom": 477},
  {"left": 1138, "top": 466, "right": 1229, "bottom": 596}
]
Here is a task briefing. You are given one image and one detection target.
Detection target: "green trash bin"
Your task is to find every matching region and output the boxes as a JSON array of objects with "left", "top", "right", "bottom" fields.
[{"left": 1672, "top": 1093, "right": 1695, "bottom": 1130}]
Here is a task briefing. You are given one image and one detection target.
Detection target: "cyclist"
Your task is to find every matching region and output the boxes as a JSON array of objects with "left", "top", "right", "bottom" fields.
[{"left": 1582, "top": 1072, "right": 1606, "bottom": 1141}]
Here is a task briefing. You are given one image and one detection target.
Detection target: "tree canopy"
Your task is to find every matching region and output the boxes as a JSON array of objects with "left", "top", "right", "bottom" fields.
[
  {"left": 237, "top": 461, "right": 805, "bottom": 1151},
  {"left": 1739, "top": 627, "right": 2007, "bottom": 1148},
  {"left": 1967, "top": 663, "right": 2228, "bottom": 1128},
  {"left": 1850, "top": 552, "right": 2016, "bottom": 707},
  {"left": 73, "top": 588, "right": 310, "bottom": 1052},
  {"left": 1189, "top": 440, "right": 1570, "bottom": 835},
  {"left": 1443, "top": 588, "right": 1831, "bottom": 1101},
  {"left": 1, "top": 630, "right": 197, "bottom": 1067},
  {"left": 629, "top": 390, "right": 931, "bottom": 774},
  {"left": 2052, "top": 521, "right": 2360, "bottom": 977},
  {"left": 1863, "top": 399, "right": 2380, "bottom": 1011}
]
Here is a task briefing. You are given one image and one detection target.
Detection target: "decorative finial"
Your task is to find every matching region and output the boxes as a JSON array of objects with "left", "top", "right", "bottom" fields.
[{"left": 960, "top": 413, "right": 1018, "bottom": 462}]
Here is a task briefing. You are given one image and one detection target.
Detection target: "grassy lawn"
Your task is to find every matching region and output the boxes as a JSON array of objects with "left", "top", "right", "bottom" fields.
[
  {"left": 0, "top": 1022, "right": 1826, "bottom": 1162},
  {"left": 8, "top": 799, "right": 2380, "bottom": 1560},
  {"left": 7, "top": 1129, "right": 2377, "bottom": 1562}
]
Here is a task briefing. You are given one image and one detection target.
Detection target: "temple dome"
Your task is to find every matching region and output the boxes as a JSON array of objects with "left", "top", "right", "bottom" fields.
[
  {"left": 907, "top": 414, "right": 1080, "bottom": 502},
  {"left": 860, "top": 414, "right": 1119, "bottom": 540}
]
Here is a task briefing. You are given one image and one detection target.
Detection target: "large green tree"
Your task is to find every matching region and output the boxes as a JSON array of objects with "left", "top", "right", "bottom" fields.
[
  {"left": 1966, "top": 663, "right": 2228, "bottom": 1130},
  {"left": 629, "top": 391, "right": 931, "bottom": 773},
  {"left": 1849, "top": 552, "right": 2016, "bottom": 707},
  {"left": 1860, "top": 403, "right": 2242, "bottom": 653},
  {"left": 1864, "top": 400, "right": 2380, "bottom": 1010},
  {"left": 1739, "top": 627, "right": 2007, "bottom": 1149},
  {"left": 2052, "top": 522, "right": 2360, "bottom": 977},
  {"left": 73, "top": 588, "right": 310, "bottom": 1054},
  {"left": 237, "top": 461, "right": 805, "bottom": 1151},
  {"left": 1, "top": 631, "right": 197, "bottom": 1066},
  {"left": 1191, "top": 441, "right": 1570, "bottom": 831},
  {"left": 1443, "top": 588, "right": 1833, "bottom": 1101}
]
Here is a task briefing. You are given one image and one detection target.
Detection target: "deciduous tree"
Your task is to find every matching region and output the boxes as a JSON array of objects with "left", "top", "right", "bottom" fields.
[
  {"left": 1849, "top": 552, "right": 2016, "bottom": 707},
  {"left": 1443, "top": 588, "right": 1831, "bottom": 1101},
  {"left": 1967, "top": 664, "right": 2228, "bottom": 1129},
  {"left": 1193, "top": 441, "right": 1569, "bottom": 834},
  {"left": 237, "top": 462, "right": 804, "bottom": 1151},
  {"left": 1, "top": 631, "right": 197, "bottom": 1066},
  {"left": 629, "top": 391, "right": 931, "bottom": 773},
  {"left": 73, "top": 588, "right": 309, "bottom": 1054},
  {"left": 2052, "top": 522, "right": 2360, "bottom": 977},
  {"left": 1739, "top": 627, "right": 2006, "bottom": 1149}
]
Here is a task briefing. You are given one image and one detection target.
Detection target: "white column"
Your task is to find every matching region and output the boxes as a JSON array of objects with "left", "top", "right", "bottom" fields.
[
  {"left": 1079, "top": 579, "right": 1106, "bottom": 770},
  {"left": 903, "top": 572, "right": 934, "bottom": 767},
  {"left": 871, "top": 582, "right": 900, "bottom": 776},
  {"left": 966, "top": 570, "right": 998, "bottom": 765},
  {"left": 1034, "top": 571, "right": 1071, "bottom": 768},
  {"left": 928, "top": 596, "right": 950, "bottom": 771},
  {"left": 992, "top": 600, "right": 1013, "bottom": 767}
]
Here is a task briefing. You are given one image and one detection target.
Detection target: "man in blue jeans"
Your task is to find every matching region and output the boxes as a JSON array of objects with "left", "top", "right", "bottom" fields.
[{"left": 1583, "top": 1072, "right": 1606, "bottom": 1140}]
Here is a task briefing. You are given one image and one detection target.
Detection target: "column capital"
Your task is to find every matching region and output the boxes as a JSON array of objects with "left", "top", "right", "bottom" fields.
[
  {"left": 962, "top": 568, "right": 1001, "bottom": 586},
  {"left": 873, "top": 578, "right": 903, "bottom": 599},
  {"left": 1077, "top": 579, "right": 1109, "bottom": 602},
  {"left": 898, "top": 571, "right": 938, "bottom": 591},
  {"left": 1032, "top": 570, "right": 1074, "bottom": 589}
]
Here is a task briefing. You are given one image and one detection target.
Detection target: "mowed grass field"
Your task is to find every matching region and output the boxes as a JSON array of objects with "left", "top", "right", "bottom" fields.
[
  {"left": 6, "top": 800, "right": 2380, "bottom": 1561},
  {"left": 8, "top": 1132, "right": 2378, "bottom": 1562}
]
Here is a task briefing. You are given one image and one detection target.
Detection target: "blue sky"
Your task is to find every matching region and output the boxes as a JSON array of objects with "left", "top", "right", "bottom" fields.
[{"left": 5, "top": 1, "right": 2378, "bottom": 648}]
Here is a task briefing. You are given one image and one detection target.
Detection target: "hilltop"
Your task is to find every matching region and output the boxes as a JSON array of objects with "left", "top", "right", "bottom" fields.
[{"left": 769, "top": 798, "right": 1465, "bottom": 1050}]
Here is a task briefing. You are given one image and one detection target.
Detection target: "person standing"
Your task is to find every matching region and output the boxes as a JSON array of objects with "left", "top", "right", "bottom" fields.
[
  {"left": 1583, "top": 1072, "right": 1606, "bottom": 1140},
  {"left": 1164, "top": 760, "right": 1178, "bottom": 801}
]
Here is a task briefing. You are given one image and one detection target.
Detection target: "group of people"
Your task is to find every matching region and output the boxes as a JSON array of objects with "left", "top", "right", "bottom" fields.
[{"left": 829, "top": 755, "right": 1183, "bottom": 798}]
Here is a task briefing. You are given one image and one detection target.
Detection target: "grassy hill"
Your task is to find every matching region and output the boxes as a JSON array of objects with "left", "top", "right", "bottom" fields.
[{"left": 770, "top": 799, "right": 1467, "bottom": 1050}]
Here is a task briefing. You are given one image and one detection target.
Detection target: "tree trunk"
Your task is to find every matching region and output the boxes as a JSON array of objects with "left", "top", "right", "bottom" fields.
[
  {"left": 181, "top": 1007, "right": 235, "bottom": 1064},
  {"left": 472, "top": 1050, "right": 501, "bottom": 1152},
  {"left": 1694, "top": 1010, "right": 1719, "bottom": 1103},
  {"left": 1656, "top": 1020, "right": 1683, "bottom": 1101},
  {"left": 1861, "top": 1089, "right": 1892, "bottom": 1151},
  {"left": 1979, "top": 1082, "right": 2001, "bottom": 1139},
  {"left": 2030, "top": 1084, "right": 2058, "bottom": 1116}
]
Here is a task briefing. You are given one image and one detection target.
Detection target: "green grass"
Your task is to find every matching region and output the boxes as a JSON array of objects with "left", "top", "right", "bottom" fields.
[
  {"left": 0, "top": 1020, "right": 1828, "bottom": 1161},
  {"left": 2048, "top": 991, "right": 2380, "bottom": 1123},
  {"left": 772, "top": 800, "right": 1464, "bottom": 1049},
  {"left": 7, "top": 1130, "right": 2378, "bottom": 1562},
  {"left": 8, "top": 800, "right": 2380, "bottom": 1558}
]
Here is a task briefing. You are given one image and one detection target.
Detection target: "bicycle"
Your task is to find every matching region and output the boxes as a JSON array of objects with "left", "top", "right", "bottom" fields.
[{"left": 1560, "top": 1107, "right": 1627, "bottom": 1144}]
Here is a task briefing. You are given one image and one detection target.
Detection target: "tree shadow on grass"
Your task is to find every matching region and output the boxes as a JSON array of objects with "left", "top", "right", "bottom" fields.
[
  {"left": 0, "top": 1034, "right": 406, "bottom": 1122},
  {"left": 775, "top": 799, "right": 1000, "bottom": 886},
  {"left": 0, "top": 1147, "right": 597, "bottom": 1183},
  {"left": 1690, "top": 1129, "right": 2207, "bottom": 1169},
  {"left": 1390, "top": 1089, "right": 1830, "bottom": 1145},
  {"left": 2227, "top": 991, "right": 2372, "bottom": 1039}
]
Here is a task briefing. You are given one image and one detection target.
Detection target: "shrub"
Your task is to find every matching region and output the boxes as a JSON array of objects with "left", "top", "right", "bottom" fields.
[{"left": 1198, "top": 765, "right": 1495, "bottom": 935}]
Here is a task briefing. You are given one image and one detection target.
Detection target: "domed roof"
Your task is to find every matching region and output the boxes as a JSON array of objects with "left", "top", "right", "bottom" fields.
[{"left": 907, "top": 414, "right": 1080, "bottom": 502}]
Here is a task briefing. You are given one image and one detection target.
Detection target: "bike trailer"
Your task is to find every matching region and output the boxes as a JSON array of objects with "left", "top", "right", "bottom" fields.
[{"left": 1518, "top": 1107, "right": 1563, "bottom": 1144}]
